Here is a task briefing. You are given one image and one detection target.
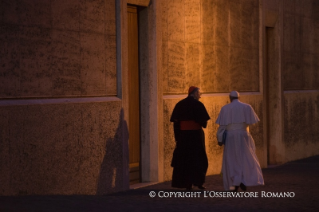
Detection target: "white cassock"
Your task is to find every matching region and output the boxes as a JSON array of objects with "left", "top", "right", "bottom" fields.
[{"left": 216, "top": 99, "right": 264, "bottom": 191}]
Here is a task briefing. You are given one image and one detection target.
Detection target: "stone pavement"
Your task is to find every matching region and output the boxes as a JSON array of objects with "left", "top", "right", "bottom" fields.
[{"left": 1, "top": 155, "right": 319, "bottom": 212}]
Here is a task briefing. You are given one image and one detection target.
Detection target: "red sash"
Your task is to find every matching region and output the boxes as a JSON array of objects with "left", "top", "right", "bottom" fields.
[{"left": 180, "top": 120, "right": 201, "bottom": 130}]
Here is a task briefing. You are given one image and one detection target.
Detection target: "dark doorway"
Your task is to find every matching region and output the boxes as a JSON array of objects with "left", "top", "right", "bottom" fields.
[
  {"left": 265, "top": 26, "right": 281, "bottom": 165},
  {"left": 127, "top": 5, "right": 140, "bottom": 184}
]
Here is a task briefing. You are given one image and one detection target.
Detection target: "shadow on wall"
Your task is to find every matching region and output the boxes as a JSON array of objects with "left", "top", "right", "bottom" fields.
[{"left": 96, "top": 108, "right": 129, "bottom": 195}]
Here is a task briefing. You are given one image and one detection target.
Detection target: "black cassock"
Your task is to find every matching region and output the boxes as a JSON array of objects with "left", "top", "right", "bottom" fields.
[{"left": 170, "top": 96, "right": 210, "bottom": 188}]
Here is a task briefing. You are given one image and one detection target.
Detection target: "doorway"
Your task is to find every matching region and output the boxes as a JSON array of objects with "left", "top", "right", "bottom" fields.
[
  {"left": 265, "top": 27, "right": 283, "bottom": 165},
  {"left": 127, "top": 5, "right": 140, "bottom": 184}
]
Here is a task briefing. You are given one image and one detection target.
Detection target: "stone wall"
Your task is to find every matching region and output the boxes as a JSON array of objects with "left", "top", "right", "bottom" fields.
[
  {"left": 284, "top": 92, "right": 319, "bottom": 162},
  {"left": 161, "top": 0, "right": 259, "bottom": 94},
  {"left": 0, "top": 0, "right": 126, "bottom": 195},
  {"left": 0, "top": 101, "right": 128, "bottom": 195},
  {"left": 283, "top": 0, "right": 319, "bottom": 90},
  {"left": 1, "top": 0, "right": 319, "bottom": 195},
  {"left": 0, "top": 0, "right": 117, "bottom": 98},
  {"left": 282, "top": 0, "right": 319, "bottom": 161}
]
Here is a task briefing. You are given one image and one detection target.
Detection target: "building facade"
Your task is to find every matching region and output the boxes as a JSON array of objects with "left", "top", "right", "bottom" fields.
[{"left": 0, "top": 0, "right": 318, "bottom": 195}]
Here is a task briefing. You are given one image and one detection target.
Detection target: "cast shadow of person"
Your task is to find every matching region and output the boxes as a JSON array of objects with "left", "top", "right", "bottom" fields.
[{"left": 96, "top": 108, "right": 129, "bottom": 195}]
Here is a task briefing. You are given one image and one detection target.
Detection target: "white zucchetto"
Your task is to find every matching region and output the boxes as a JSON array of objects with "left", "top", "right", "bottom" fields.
[{"left": 230, "top": 91, "right": 239, "bottom": 97}]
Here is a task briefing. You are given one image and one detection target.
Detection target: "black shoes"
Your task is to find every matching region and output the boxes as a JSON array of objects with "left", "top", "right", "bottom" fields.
[
  {"left": 240, "top": 183, "right": 247, "bottom": 191},
  {"left": 234, "top": 183, "right": 247, "bottom": 192}
]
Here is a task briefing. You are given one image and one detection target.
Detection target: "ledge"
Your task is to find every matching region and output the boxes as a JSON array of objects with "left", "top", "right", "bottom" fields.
[{"left": 0, "top": 96, "right": 121, "bottom": 106}]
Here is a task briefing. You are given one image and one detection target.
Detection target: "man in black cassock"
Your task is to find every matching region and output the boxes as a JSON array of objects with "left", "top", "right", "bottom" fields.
[{"left": 170, "top": 86, "right": 210, "bottom": 190}]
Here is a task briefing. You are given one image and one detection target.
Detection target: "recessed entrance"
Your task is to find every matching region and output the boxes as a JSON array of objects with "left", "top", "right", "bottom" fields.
[
  {"left": 127, "top": 5, "right": 140, "bottom": 184},
  {"left": 265, "top": 26, "right": 283, "bottom": 165}
]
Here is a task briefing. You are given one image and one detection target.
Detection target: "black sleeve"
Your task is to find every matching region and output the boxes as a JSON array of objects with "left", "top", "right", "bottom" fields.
[
  {"left": 194, "top": 102, "right": 210, "bottom": 128},
  {"left": 170, "top": 103, "right": 181, "bottom": 142},
  {"left": 170, "top": 103, "right": 179, "bottom": 122},
  {"left": 173, "top": 121, "right": 181, "bottom": 142}
]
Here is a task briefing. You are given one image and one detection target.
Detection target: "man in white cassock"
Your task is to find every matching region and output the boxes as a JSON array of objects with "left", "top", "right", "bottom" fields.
[{"left": 216, "top": 91, "right": 264, "bottom": 192}]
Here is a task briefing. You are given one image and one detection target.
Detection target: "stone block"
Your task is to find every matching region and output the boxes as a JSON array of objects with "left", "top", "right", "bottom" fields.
[
  {"left": 294, "top": 15, "right": 302, "bottom": 53},
  {"left": 0, "top": 25, "right": 20, "bottom": 97},
  {"left": 18, "top": 26, "right": 52, "bottom": 61},
  {"left": 162, "top": 41, "right": 169, "bottom": 93},
  {"left": 80, "top": 32, "right": 106, "bottom": 96},
  {"left": 283, "top": 13, "right": 295, "bottom": 52},
  {"left": 283, "top": 51, "right": 303, "bottom": 90},
  {"left": 284, "top": 92, "right": 319, "bottom": 161},
  {"left": 295, "top": 0, "right": 303, "bottom": 16},
  {"left": 241, "top": 0, "right": 255, "bottom": 17},
  {"left": 241, "top": 16, "right": 255, "bottom": 49},
  {"left": 79, "top": 0, "right": 105, "bottom": 34},
  {"left": 301, "top": 17, "right": 314, "bottom": 54},
  {"left": 0, "top": 0, "right": 119, "bottom": 99},
  {"left": 51, "top": 29, "right": 81, "bottom": 70},
  {"left": 314, "top": 21, "right": 319, "bottom": 54},
  {"left": 229, "top": 0, "right": 242, "bottom": 47},
  {"left": 105, "top": 0, "right": 116, "bottom": 36},
  {"left": 201, "top": 0, "right": 215, "bottom": 45},
  {"left": 105, "top": 35, "right": 117, "bottom": 96},
  {"left": 215, "top": 45, "right": 230, "bottom": 92},
  {"left": 264, "top": 0, "right": 280, "bottom": 11},
  {"left": 313, "top": 0, "right": 319, "bottom": 20},
  {"left": 51, "top": 0, "right": 80, "bottom": 31},
  {"left": 51, "top": 29, "right": 81, "bottom": 96},
  {"left": 241, "top": 0, "right": 259, "bottom": 8},
  {"left": 0, "top": 101, "right": 124, "bottom": 195},
  {"left": 165, "top": 41, "right": 186, "bottom": 94},
  {"left": 0, "top": 65, "right": 20, "bottom": 97},
  {"left": 265, "top": 9, "right": 279, "bottom": 27},
  {"left": 19, "top": 58, "right": 53, "bottom": 97},
  {"left": 185, "top": 43, "right": 201, "bottom": 89},
  {"left": 214, "top": 1, "right": 229, "bottom": 47},
  {"left": 167, "top": 0, "right": 184, "bottom": 42},
  {"left": 161, "top": 0, "right": 169, "bottom": 41},
  {"left": 229, "top": 47, "right": 259, "bottom": 92},
  {"left": 300, "top": 0, "right": 313, "bottom": 18},
  {"left": 17, "top": 0, "right": 51, "bottom": 28},
  {"left": 251, "top": 8, "right": 259, "bottom": 49},
  {"left": 313, "top": 54, "right": 319, "bottom": 88},
  {"left": 185, "top": 0, "right": 201, "bottom": 43},
  {"left": 240, "top": 5, "right": 259, "bottom": 49},
  {"left": 17, "top": 26, "right": 53, "bottom": 97},
  {"left": 0, "top": 0, "right": 19, "bottom": 24},
  {"left": 302, "top": 53, "right": 314, "bottom": 89},
  {"left": 283, "top": 0, "right": 295, "bottom": 14},
  {"left": 200, "top": 44, "right": 216, "bottom": 92}
]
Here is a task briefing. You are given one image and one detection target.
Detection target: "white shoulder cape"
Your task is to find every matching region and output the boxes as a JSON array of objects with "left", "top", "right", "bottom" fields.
[{"left": 215, "top": 99, "right": 260, "bottom": 125}]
